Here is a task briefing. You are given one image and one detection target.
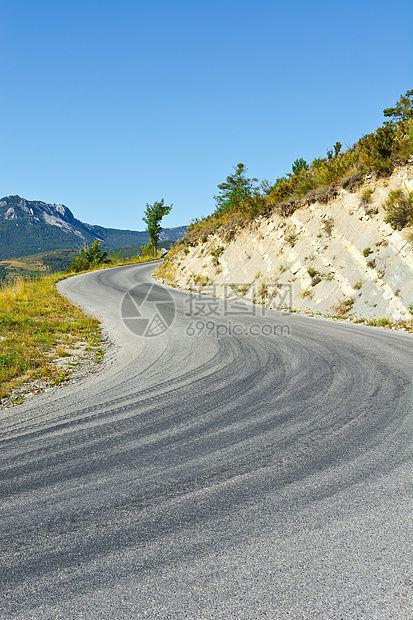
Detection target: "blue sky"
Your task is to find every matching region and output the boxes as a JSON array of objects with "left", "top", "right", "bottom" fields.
[{"left": 1, "top": 0, "right": 412, "bottom": 231}]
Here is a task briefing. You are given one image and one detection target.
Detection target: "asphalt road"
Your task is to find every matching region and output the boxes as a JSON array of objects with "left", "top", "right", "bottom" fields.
[{"left": 1, "top": 262, "right": 412, "bottom": 619}]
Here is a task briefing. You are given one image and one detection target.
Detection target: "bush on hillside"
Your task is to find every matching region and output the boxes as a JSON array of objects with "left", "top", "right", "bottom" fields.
[
  {"left": 383, "top": 189, "right": 413, "bottom": 230},
  {"left": 178, "top": 90, "right": 413, "bottom": 248}
]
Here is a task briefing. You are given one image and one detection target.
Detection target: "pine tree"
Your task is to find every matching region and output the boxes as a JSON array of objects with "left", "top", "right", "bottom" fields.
[{"left": 213, "top": 163, "right": 258, "bottom": 215}]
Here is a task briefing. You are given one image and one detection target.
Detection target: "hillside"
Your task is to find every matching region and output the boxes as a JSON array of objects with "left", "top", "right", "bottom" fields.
[
  {"left": 0, "top": 249, "right": 78, "bottom": 282},
  {"left": 155, "top": 91, "right": 413, "bottom": 325},
  {"left": 0, "top": 195, "right": 187, "bottom": 261},
  {"left": 155, "top": 165, "right": 413, "bottom": 324}
]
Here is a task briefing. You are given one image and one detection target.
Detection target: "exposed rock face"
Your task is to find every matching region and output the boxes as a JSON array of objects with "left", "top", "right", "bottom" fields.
[
  {"left": 156, "top": 166, "right": 413, "bottom": 323},
  {"left": 0, "top": 196, "right": 86, "bottom": 232}
]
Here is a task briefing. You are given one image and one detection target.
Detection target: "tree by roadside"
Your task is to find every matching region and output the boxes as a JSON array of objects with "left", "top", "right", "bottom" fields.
[
  {"left": 142, "top": 199, "right": 173, "bottom": 257},
  {"left": 66, "top": 240, "right": 109, "bottom": 273}
]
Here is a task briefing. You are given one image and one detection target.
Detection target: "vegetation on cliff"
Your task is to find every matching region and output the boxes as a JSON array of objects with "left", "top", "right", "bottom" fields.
[{"left": 176, "top": 90, "right": 413, "bottom": 247}]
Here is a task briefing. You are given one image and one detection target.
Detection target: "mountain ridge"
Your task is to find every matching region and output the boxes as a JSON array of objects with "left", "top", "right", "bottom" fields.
[{"left": 0, "top": 195, "right": 187, "bottom": 261}]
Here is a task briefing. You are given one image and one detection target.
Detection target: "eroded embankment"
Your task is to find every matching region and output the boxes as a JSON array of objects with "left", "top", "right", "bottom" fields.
[{"left": 156, "top": 166, "right": 413, "bottom": 326}]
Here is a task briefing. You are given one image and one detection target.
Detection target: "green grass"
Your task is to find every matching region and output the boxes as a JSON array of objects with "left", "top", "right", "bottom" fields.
[
  {"left": 0, "top": 273, "right": 102, "bottom": 401},
  {"left": 0, "top": 253, "right": 161, "bottom": 403}
]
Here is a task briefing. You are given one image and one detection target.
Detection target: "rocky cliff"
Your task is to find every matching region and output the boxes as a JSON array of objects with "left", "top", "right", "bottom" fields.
[{"left": 155, "top": 166, "right": 413, "bottom": 326}]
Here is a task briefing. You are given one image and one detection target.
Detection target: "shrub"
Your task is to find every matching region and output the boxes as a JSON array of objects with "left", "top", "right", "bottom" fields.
[
  {"left": 67, "top": 240, "right": 109, "bottom": 273},
  {"left": 140, "top": 242, "right": 156, "bottom": 258},
  {"left": 285, "top": 234, "right": 297, "bottom": 246},
  {"left": 210, "top": 245, "right": 225, "bottom": 266},
  {"left": 193, "top": 274, "right": 210, "bottom": 287},
  {"left": 393, "top": 118, "right": 413, "bottom": 161},
  {"left": 332, "top": 296, "right": 354, "bottom": 317},
  {"left": 361, "top": 188, "right": 373, "bottom": 202},
  {"left": 258, "top": 283, "right": 268, "bottom": 298},
  {"left": 357, "top": 124, "right": 396, "bottom": 175},
  {"left": 266, "top": 175, "right": 298, "bottom": 207},
  {"left": 323, "top": 218, "right": 334, "bottom": 235},
  {"left": 210, "top": 246, "right": 224, "bottom": 258},
  {"left": 66, "top": 256, "right": 89, "bottom": 273},
  {"left": 383, "top": 189, "right": 413, "bottom": 230},
  {"left": 376, "top": 318, "right": 391, "bottom": 327},
  {"left": 363, "top": 247, "right": 372, "bottom": 257}
]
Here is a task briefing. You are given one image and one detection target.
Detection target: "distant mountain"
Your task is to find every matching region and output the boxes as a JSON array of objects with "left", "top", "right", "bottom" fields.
[{"left": 0, "top": 196, "right": 188, "bottom": 261}]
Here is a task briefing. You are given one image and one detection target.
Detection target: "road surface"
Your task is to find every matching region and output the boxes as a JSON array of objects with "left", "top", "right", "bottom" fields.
[{"left": 0, "top": 262, "right": 412, "bottom": 618}]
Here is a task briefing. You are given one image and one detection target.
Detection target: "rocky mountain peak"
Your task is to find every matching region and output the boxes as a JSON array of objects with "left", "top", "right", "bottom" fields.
[{"left": 0, "top": 195, "right": 187, "bottom": 261}]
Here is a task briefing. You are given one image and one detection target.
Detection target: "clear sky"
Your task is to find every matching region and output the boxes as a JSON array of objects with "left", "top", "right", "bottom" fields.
[{"left": 1, "top": 0, "right": 412, "bottom": 230}]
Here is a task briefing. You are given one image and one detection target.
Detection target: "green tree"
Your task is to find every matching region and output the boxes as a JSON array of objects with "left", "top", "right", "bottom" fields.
[
  {"left": 66, "top": 240, "right": 108, "bottom": 273},
  {"left": 383, "top": 89, "right": 413, "bottom": 123},
  {"left": 80, "top": 239, "right": 108, "bottom": 266},
  {"left": 213, "top": 163, "right": 258, "bottom": 215},
  {"left": 291, "top": 158, "right": 309, "bottom": 175},
  {"left": 142, "top": 199, "right": 173, "bottom": 257}
]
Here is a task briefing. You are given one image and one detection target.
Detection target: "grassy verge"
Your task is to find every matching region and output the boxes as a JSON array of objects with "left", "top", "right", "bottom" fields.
[
  {"left": 0, "top": 254, "right": 163, "bottom": 405},
  {"left": 0, "top": 273, "right": 102, "bottom": 404}
]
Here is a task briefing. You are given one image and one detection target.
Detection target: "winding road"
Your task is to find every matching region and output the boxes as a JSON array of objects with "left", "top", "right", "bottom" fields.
[{"left": 1, "top": 262, "right": 412, "bottom": 618}]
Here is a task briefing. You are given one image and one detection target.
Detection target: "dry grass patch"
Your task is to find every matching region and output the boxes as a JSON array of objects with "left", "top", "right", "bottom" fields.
[{"left": 0, "top": 274, "right": 102, "bottom": 403}]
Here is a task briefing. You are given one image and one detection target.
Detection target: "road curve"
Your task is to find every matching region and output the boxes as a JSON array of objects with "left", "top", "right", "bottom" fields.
[{"left": 0, "top": 262, "right": 412, "bottom": 619}]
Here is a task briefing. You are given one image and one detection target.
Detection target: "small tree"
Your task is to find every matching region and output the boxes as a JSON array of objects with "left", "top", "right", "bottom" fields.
[
  {"left": 383, "top": 89, "right": 413, "bottom": 124},
  {"left": 213, "top": 163, "right": 258, "bottom": 216},
  {"left": 142, "top": 199, "right": 172, "bottom": 257},
  {"left": 66, "top": 240, "right": 108, "bottom": 273},
  {"left": 291, "top": 158, "right": 309, "bottom": 175},
  {"left": 80, "top": 239, "right": 108, "bottom": 266}
]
